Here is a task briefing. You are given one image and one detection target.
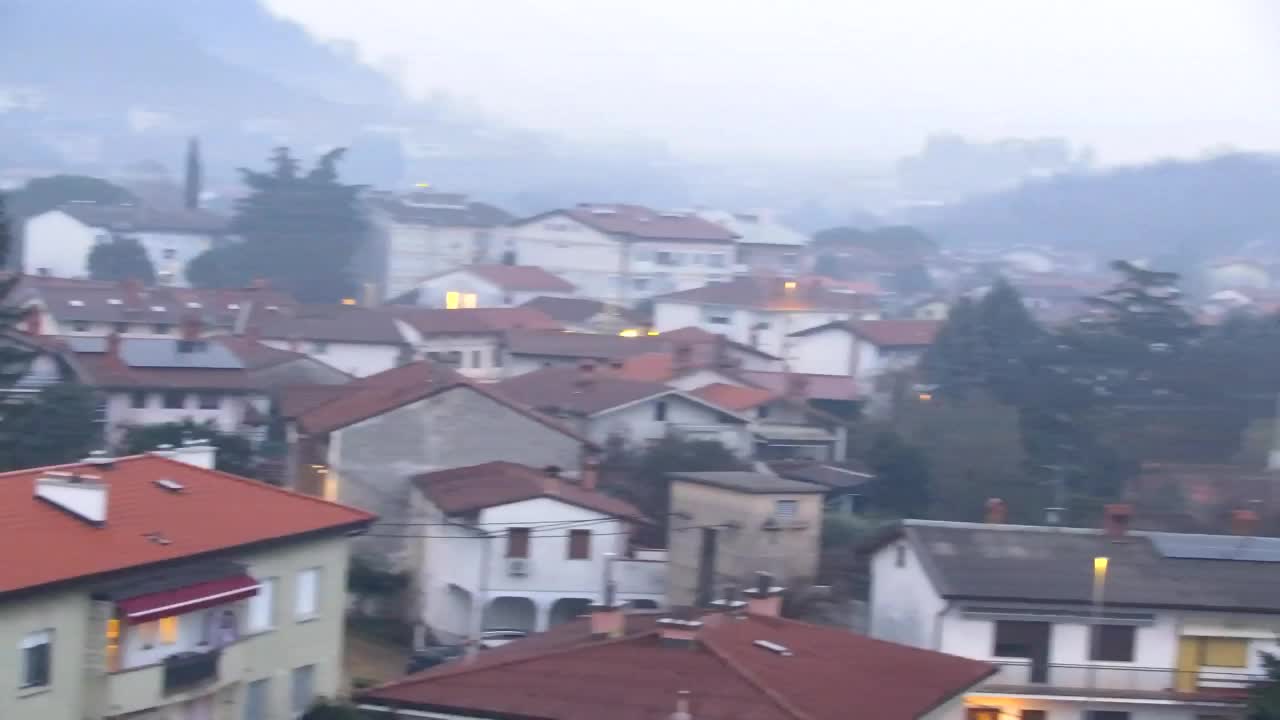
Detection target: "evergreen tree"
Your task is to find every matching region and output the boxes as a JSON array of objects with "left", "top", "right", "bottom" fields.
[
  {"left": 0, "top": 383, "right": 101, "bottom": 471},
  {"left": 184, "top": 137, "right": 202, "bottom": 210},
  {"left": 1079, "top": 260, "right": 1198, "bottom": 346},
  {"left": 919, "top": 297, "right": 987, "bottom": 393},
  {"left": 975, "top": 278, "right": 1045, "bottom": 403},
  {"left": 1250, "top": 652, "right": 1280, "bottom": 719},
  {"left": 87, "top": 234, "right": 156, "bottom": 284},
  {"left": 121, "top": 420, "right": 256, "bottom": 477},
  {"left": 866, "top": 430, "right": 932, "bottom": 517},
  {"left": 0, "top": 196, "right": 34, "bottom": 386},
  {"left": 187, "top": 147, "right": 368, "bottom": 302}
]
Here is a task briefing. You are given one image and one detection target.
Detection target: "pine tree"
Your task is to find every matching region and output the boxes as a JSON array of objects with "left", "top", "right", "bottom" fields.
[
  {"left": 976, "top": 278, "right": 1045, "bottom": 403},
  {"left": 1080, "top": 260, "right": 1198, "bottom": 346},
  {"left": 184, "top": 137, "right": 202, "bottom": 210},
  {"left": 0, "top": 383, "right": 101, "bottom": 471},
  {"left": 87, "top": 234, "right": 156, "bottom": 284},
  {"left": 919, "top": 297, "right": 987, "bottom": 394},
  {"left": 0, "top": 196, "right": 34, "bottom": 387},
  {"left": 866, "top": 430, "right": 932, "bottom": 518},
  {"left": 1250, "top": 652, "right": 1280, "bottom": 719}
]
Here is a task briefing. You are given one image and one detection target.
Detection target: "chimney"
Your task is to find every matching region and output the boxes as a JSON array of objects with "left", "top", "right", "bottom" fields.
[
  {"left": 574, "top": 361, "right": 596, "bottom": 391},
  {"left": 743, "top": 572, "right": 785, "bottom": 617},
  {"left": 589, "top": 555, "right": 626, "bottom": 639},
  {"left": 708, "top": 586, "right": 747, "bottom": 614},
  {"left": 169, "top": 438, "right": 216, "bottom": 469},
  {"left": 984, "top": 497, "right": 1008, "bottom": 524},
  {"left": 580, "top": 457, "right": 600, "bottom": 491},
  {"left": 1103, "top": 503, "right": 1133, "bottom": 538},
  {"left": 656, "top": 618, "right": 703, "bottom": 647},
  {"left": 121, "top": 278, "right": 143, "bottom": 306},
  {"left": 105, "top": 332, "right": 123, "bottom": 366},
  {"left": 23, "top": 308, "right": 42, "bottom": 335},
  {"left": 179, "top": 314, "right": 202, "bottom": 343},
  {"left": 35, "top": 471, "right": 107, "bottom": 526},
  {"left": 1231, "top": 508, "right": 1260, "bottom": 537},
  {"left": 543, "top": 465, "right": 562, "bottom": 478},
  {"left": 669, "top": 690, "right": 693, "bottom": 720}
]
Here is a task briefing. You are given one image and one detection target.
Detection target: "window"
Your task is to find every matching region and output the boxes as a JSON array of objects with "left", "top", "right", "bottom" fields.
[
  {"left": 311, "top": 341, "right": 328, "bottom": 354},
  {"left": 290, "top": 665, "right": 315, "bottom": 717},
  {"left": 707, "top": 314, "right": 730, "bottom": 325},
  {"left": 71, "top": 321, "right": 89, "bottom": 332},
  {"left": 471, "top": 350, "right": 483, "bottom": 369},
  {"left": 444, "top": 291, "right": 477, "bottom": 309},
  {"left": 247, "top": 578, "right": 276, "bottom": 633},
  {"left": 322, "top": 468, "right": 338, "bottom": 502},
  {"left": 37, "top": 267, "right": 50, "bottom": 276},
  {"left": 653, "top": 400, "right": 668, "bottom": 421},
  {"left": 634, "top": 248, "right": 654, "bottom": 262},
  {"left": 1085, "top": 712, "right": 1129, "bottom": 720},
  {"left": 506, "top": 527, "right": 531, "bottom": 558},
  {"left": 138, "top": 621, "right": 158, "bottom": 648},
  {"left": 993, "top": 621, "right": 1039, "bottom": 658},
  {"left": 633, "top": 277, "right": 650, "bottom": 291},
  {"left": 1199, "top": 637, "right": 1247, "bottom": 667},
  {"left": 153, "top": 323, "right": 169, "bottom": 335},
  {"left": 245, "top": 677, "right": 270, "bottom": 720},
  {"left": 104, "top": 618, "right": 120, "bottom": 671},
  {"left": 1021, "top": 711, "right": 1047, "bottom": 720},
  {"left": 708, "top": 253, "right": 726, "bottom": 268},
  {"left": 115, "top": 322, "right": 130, "bottom": 333},
  {"left": 295, "top": 569, "right": 319, "bottom": 620},
  {"left": 1091, "top": 624, "right": 1135, "bottom": 662},
  {"left": 20, "top": 630, "right": 52, "bottom": 689},
  {"left": 197, "top": 393, "right": 220, "bottom": 410},
  {"left": 656, "top": 251, "right": 674, "bottom": 266},
  {"left": 757, "top": 404, "right": 770, "bottom": 419},
  {"left": 568, "top": 529, "right": 591, "bottom": 560},
  {"left": 163, "top": 391, "right": 186, "bottom": 409},
  {"left": 130, "top": 391, "right": 148, "bottom": 409},
  {"left": 493, "top": 347, "right": 504, "bottom": 368},
  {"left": 158, "top": 616, "right": 178, "bottom": 645},
  {"left": 775, "top": 500, "right": 797, "bottom": 521},
  {"left": 782, "top": 253, "right": 799, "bottom": 269}
]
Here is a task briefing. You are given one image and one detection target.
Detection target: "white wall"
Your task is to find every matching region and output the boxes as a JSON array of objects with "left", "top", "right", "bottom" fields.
[
  {"left": 654, "top": 301, "right": 844, "bottom": 358},
  {"left": 788, "top": 328, "right": 854, "bottom": 376},
  {"left": 381, "top": 221, "right": 491, "bottom": 300},
  {"left": 587, "top": 396, "right": 751, "bottom": 456},
  {"left": 261, "top": 339, "right": 401, "bottom": 378},
  {"left": 416, "top": 334, "right": 503, "bottom": 382},
  {"left": 508, "top": 216, "right": 623, "bottom": 302},
  {"left": 869, "top": 541, "right": 947, "bottom": 649},
  {"left": 134, "top": 231, "right": 214, "bottom": 287},
  {"left": 105, "top": 390, "right": 255, "bottom": 444},
  {"left": 23, "top": 211, "right": 97, "bottom": 278},
  {"left": 626, "top": 240, "right": 735, "bottom": 294}
]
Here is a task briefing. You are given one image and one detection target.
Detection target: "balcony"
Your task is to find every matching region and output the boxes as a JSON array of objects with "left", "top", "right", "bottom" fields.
[
  {"left": 983, "top": 660, "right": 1264, "bottom": 703},
  {"left": 105, "top": 641, "right": 245, "bottom": 717},
  {"left": 163, "top": 648, "right": 220, "bottom": 694}
]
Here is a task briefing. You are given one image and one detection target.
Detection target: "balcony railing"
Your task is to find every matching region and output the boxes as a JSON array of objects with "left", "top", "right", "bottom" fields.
[
  {"left": 162, "top": 648, "right": 221, "bottom": 694},
  {"left": 984, "top": 660, "right": 1264, "bottom": 701}
]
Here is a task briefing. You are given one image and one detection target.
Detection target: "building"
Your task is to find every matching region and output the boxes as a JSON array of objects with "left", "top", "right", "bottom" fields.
[
  {"left": 362, "top": 190, "right": 513, "bottom": 300},
  {"left": 517, "top": 295, "right": 650, "bottom": 334},
  {"left": 768, "top": 458, "right": 875, "bottom": 515},
  {"left": 787, "top": 319, "right": 940, "bottom": 385},
  {"left": 409, "top": 461, "right": 661, "bottom": 642},
  {"left": 391, "top": 306, "right": 562, "bottom": 382},
  {"left": 652, "top": 276, "right": 881, "bottom": 358},
  {"left": 358, "top": 577, "right": 996, "bottom": 720},
  {"left": 691, "top": 383, "right": 848, "bottom": 461},
  {"left": 666, "top": 471, "right": 825, "bottom": 606},
  {"left": 508, "top": 203, "right": 739, "bottom": 303},
  {"left": 693, "top": 208, "right": 811, "bottom": 275},
  {"left": 23, "top": 203, "right": 231, "bottom": 285},
  {"left": 1205, "top": 258, "right": 1272, "bottom": 292},
  {"left": 493, "top": 364, "right": 754, "bottom": 455},
  {"left": 280, "top": 361, "right": 593, "bottom": 568},
  {"left": 389, "top": 264, "right": 575, "bottom": 309},
  {"left": 0, "top": 452, "right": 374, "bottom": 720},
  {"left": 868, "top": 506, "right": 1280, "bottom": 720},
  {"left": 252, "top": 304, "right": 410, "bottom": 378}
]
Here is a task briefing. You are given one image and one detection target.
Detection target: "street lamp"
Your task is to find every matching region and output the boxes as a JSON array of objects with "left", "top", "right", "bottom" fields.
[{"left": 1087, "top": 556, "right": 1109, "bottom": 706}]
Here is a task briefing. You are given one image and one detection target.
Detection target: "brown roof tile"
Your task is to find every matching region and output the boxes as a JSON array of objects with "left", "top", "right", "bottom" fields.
[
  {"left": 16, "top": 277, "right": 297, "bottom": 328},
  {"left": 692, "top": 382, "right": 778, "bottom": 411},
  {"left": 493, "top": 365, "right": 677, "bottom": 416},
  {"left": 654, "top": 277, "right": 880, "bottom": 312},
  {"left": 413, "top": 461, "right": 647, "bottom": 522},
  {"left": 518, "top": 296, "right": 647, "bottom": 326},
  {"left": 56, "top": 203, "right": 230, "bottom": 234},
  {"left": 458, "top": 265, "right": 575, "bottom": 292},
  {"left": 253, "top": 305, "right": 407, "bottom": 345},
  {"left": 390, "top": 307, "right": 562, "bottom": 335},
  {"left": 737, "top": 371, "right": 859, "bottom": 402}
]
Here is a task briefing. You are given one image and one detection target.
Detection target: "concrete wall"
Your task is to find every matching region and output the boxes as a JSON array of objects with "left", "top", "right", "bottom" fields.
[
  {"left": 868, "top": 540, "right": 947, "bottom": 649},
  {"left": 653, "top": 301, "right": 842, "bottom": 358},
  {"left": 667, "top": 480, "right": 822, "bottom": 606},
  {"left": 586, "top": 396, "right": 751, "bottom": 456},
  {"left": 105, "top": 390, "right": 260, "bottom": 444},
  {"left": 415, "top": 334, "right": 503, "bottom": 382},
  {"left": 23, "top": 211, "right": 97, "bottom": 278},
  {"left": 0, "top": 588, "right": 92, "bottom": 720},
  {"left": 626, "top": 240, "right": 735, "bottom": 294},
  {"left": 737, "top": 244, "right": 808, "bottom": 275}
]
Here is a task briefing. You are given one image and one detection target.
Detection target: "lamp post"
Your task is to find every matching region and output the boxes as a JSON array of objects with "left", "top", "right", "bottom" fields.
[{"left": 1087, "top": 556, "right": 1109, "bottom": 707}]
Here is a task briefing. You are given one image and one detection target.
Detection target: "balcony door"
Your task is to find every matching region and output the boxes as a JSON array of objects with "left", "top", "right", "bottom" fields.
[{"left": 993, "top": 620, "right": 1051, "bottom": 683}]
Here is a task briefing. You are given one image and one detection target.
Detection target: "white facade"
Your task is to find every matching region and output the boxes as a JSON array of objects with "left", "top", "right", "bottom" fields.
[
  {"left": 135, "top": 231, "right": 215, "bottom": 287},
  {"left": 104, "top": 389, "right": 268, "bottom": 445},
  {"left": 787, "top": 325, "right": 925, "bottom": 385},
  {"left": 869, "top": 539, "right": 1277, "bottom": 720},
  {"left": 413, "top": 495, "right": 665, "bottom": 643},
  {"left": 654, "top": 301, "right": 862, "bottom": 359},
  {"left": 583, "top": 395, "right": 752, "bottom": 456},
  {"left": 378, "top": 220, "right": 496, "bottom": 300},
  {"left": 406, "top": 269, "right": 573, "bottom": 309},
  {"left": 260, "top": 339, "right": 402, "bottom": 379},
  {"left": 23, "top": 210, "right": 218, "bottom": 287}
]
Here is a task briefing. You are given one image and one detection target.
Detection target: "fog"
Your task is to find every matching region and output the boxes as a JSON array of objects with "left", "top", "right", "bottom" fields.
[{"left": 265, "top": 0, "right": 1280, "bottom": 164}]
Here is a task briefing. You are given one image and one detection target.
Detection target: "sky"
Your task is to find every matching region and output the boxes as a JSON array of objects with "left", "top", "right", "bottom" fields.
[{"left": 265, "top": 0, "right": 1280, "bottom": 165}]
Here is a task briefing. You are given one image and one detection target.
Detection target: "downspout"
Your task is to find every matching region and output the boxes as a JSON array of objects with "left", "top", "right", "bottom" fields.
[{"left": 933, "top": 601, "right": 952, "bottom": 651}]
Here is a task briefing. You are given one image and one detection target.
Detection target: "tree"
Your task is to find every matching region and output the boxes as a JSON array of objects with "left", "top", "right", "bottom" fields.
[
  {"left": 919, "top": 297, "right": 987, "bottom": 393},
  {"left": 87, "top": 234, "right": 156, "bottom": 284},
  {"left": 187, "top": 147, "right": 368, "bottom": 302},
  {"left": 1249, "top": 652, "right": 1280, "bottom": 719},
  {"left": 4, "top": 175, "right": 136, "bottom": 220},
  {"left": 0, "top": 383, "right": 101, "bottom": 471},
  {"left": 975, "top": 278, "right": 1045, "bottom": 403},
  {"left": 300, "top": 700, "right": 365, "bottom": 720},
  {"left": 1079, "top": 260, "right": 1198, "bottom": 347},
  {"left": 865, "top": 431, "right": 931, "bottom": 518},
  {"left": 0, "top": 196, "right": 34, "bottom": 386},
  {"left": 120, "top": 420, "right": 255, "bottom": 477},
  {"left": 184, "top": 137, "right": 202, "bottom": 210}
]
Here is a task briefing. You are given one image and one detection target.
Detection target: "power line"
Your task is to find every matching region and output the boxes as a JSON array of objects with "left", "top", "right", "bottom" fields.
[{"left": 363, "top": 523, "right": 728, "bottom": 540}]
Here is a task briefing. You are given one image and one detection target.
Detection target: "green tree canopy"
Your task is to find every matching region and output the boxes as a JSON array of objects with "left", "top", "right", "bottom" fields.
[
  {"left": 865, "top": 430, "right": 932, "bottom": 518},
  {"left": 0, "top": 383, "right": 101, "bottom": 471},
  {"left": 87, "top": 234, "right": 156, "bottom": 284},
  {"left": 5, "top": 175, "right": 136, "bottom": 220},
  {"left": 119, "top": 420, "right": 255, "bottom": 477},
  {"left": 1251, "top": 652, "right": 1280, "bottom": 719}
]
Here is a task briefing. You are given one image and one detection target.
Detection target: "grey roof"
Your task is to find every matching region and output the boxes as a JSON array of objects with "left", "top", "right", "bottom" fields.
[
  {"left": 65, "top": 336, "right": 243, "bottom": 369},
  {"left": 670, "top": 471, "right": 826, "bottom": 495},
  {"left": 57, "top": 203, "right": 230, "bottom": 234},
  {"left": 369, "top": 192, "right": 512, "bottom": 228},
  {"left": 900, "top": 520, "right": 1280, "bottom": 614}
]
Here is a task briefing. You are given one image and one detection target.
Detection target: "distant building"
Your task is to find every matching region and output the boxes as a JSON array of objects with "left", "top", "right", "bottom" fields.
[
  {"left": 23, "top": 203, "right": 231, "bottom": 285},
  {"left": 691, "top": 383, "right": 848, "bottom": 461},
  {"left": 389, "top": 264, "right": 576, "bottom": 309},
  {"left": 508, "top": 203, "right": 738, "bottom": 303},
  {"left": 1206, "top": 257, "right": 1272, "bottom": 292},
  {"left": 787, "top": 319, "right": 939, "bottom": 381},
  {"left": 517, "top": 295, "right": 650, "bottom": 334},
  {"left": 692, "top": 208, "right": 811, "bottom": 275}
]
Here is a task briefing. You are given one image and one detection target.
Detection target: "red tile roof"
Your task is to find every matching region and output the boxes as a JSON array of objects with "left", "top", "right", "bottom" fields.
[
  {"left": 517, "top": 204, "right": 738, "bottom": 243},
  {"left": 655, "top": 277, "right": 880, "bottom": 312},
  {"left": 0, "top": 455, "right": 373, "bottom": 596},
  {"left": 518, "top": 296, "right": 647, "bottom": 326},
  {"left": 253, "top": 304, "right": 407, "bottom": 345},
  {"left": 848, "top": 320, "right": 940, "bottom": 347},
  {"left": 494, "top": 366, "right": 680, "bottom": 416},
  {"left": 457, "top": 265, "right": 576, "bottom": 292},
  {"left": 362, "top": 611, "right": 994, "bottom": 720},
  {"left": 414, "top": 461, "right": 647, "bottom": 522},
  {"left": 389, "top": 307, "right": 562, "bottom": 335},
  {"left": 737, "top": 371, "right": 859, "bottom": 402},
  {"left": 503, "top": 329, "right": 667, "bottom": 360},
  {"left": 15, "top": 276, "right": 297, "bottom": 328},
  {"left": 692, "top": 383, "right": 778, "bottom": 411}
]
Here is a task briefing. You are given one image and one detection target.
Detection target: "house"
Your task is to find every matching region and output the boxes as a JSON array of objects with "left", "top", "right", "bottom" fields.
[
  {"left": 666, "top": 472, "right": 825, "bottom": 606},
  {"left": 493, "top": 364, "right": 754, "bottom": 455},
  {"left": 358, "top": 579, "right": 996, "bottom": 720},
  {"left": 868, "top": 505, "right": 1280, "bottom": 720},
  {"left": 0, "top": 452, "right": 374, "bottom": 720},
  {"left": 787, "top": 319, "right": 940, "bottom": 385},
  {"left": 389, "top": 264, "right": 575, "bottom": 308},
  {"left": 252, "top": 304, "right": 410, "bottom": 378},
  {"left": 693, "top": 208, "right": 811, "bottom": 275},
  {"left": 652, "top": 276, "right": 881, "bottom": 358},
  {"left": 1205, "top": 258, "right": 1272, "bottom": 292},
  {"left": 508, "top": 203, "right": 739, "bottom": 303},
  {"left": 768, "top": 458, "right": 875, "bottom": 515},
  {"left": 60, "top": 331, "right": 349, "bottom": 445},
  {"left": 279, "top": 360, "right": 593, "bottom": 569},
  {"left": 391, "top": 306, "right": 562, "bottom": 382},
  {"left": 362, "top": 190, "right": 513, "bottom": 300},
  {"left": 12, "top": 275, "right": 296, "bottom": 339},
  {"left": 735, "top": 370, "right": 861, "bottom": 418},
  {"left": 691, "top": 383, "right": 848, "bottom": 461},
  {"left": 518, "top": 295, "right": 650, "bottom": 334},
  {"left": 409, "top": 461, "right": 662, "bottom": 643},
  {"left": 23, "top": 203, "right": 231, "bottom": 285}
]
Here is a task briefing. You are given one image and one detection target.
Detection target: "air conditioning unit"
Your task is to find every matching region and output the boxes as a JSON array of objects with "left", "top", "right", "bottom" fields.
[{"left": 506, "top": 558, "right": 531, "bottom": 577}]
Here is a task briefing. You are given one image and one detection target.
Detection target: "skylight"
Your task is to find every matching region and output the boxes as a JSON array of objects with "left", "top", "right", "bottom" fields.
[
  {"left": 107, "top": 298, "right": 123, "bottom": 305},
  {"left": 186, "top": 302, "right": 202, "bottom": 309},
  {"left": 151, "top": 305, "right": 166, "bottom": 312},
  {"left": 153, "top": 478, "right": 185, "bottom": 493},
  {"left": 68, "top": 300, "right": 84, "bottom": 307}
]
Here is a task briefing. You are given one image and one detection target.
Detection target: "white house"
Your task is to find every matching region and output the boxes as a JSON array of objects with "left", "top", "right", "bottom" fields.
[
  {"left": 869, "top": 507, "right": 1279, "bottom": 720},
  {"left": 652, "top": 276, "right": 881, "bottom": 359},
  {"left": 23, "top": 203, "right": 230, "bottom": 286},
  {"left": 693, "top": 208, "right": 811, "bottom": 275},
  {"left": 494, "top": 364, "right": 753, "bottom": 455},
  {"left": 518, "top": 296, "right": 650, "bottom": 334},
  {"left": 409, "top": 461, "right": 662, "bottom": 643},
  {"left": 786, "top": 319, "right": 939, "bottom": 384},
  {"left": 389, "top": 264, "right": 576, "bottom": 309},
  {"left": 253, "top": 304, "right": 410, "bottom": 378},
  {"left": 507, "top": 203, "right": 739, "bottom": 304},
  {"left": 363, "top": 190, "right": 513, "bottom": 300},
  {"left": 691, "top": 382, "right": 848, "bottom": 461},
  {"left": 391, "top": 306, "right": 563, "bottom": 382}
]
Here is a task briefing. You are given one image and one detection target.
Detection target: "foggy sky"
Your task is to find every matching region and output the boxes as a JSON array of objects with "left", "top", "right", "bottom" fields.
[{"left": 265, "top": 0, "right": 1280, "bottom": 165}]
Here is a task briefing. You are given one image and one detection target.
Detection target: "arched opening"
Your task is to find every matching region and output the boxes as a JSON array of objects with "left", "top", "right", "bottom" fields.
[
  {"left": 437, "top": 584, "right": 473, "bottom": 641},
  {"left": 547, "top": 598, "right": 593, "bottom": 627},
  {"left": 482, "top": 596, "right": 537, "bottom": 633}
]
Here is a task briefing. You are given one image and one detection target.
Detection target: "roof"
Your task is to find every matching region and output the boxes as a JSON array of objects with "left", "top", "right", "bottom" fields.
[
  {"left": 252, "top": 304, "right": 407, "bottom": 345},
  {"left": 670, "top": 471, "right": 826, "bottom": 494},
  {"left": 518, "top": 296, "right": 646, "bottom": 326},
  {"left": 737, "top": 371, "right": 859, "bottom": 402},
  {"left": 449, "top": 265, "right": 576, "bottom": 293},
  {"left": 361, "top": 610, "right": 993, "bottom": 720},
  {"left": 790, "top": 320, "right": 940, "bottom": 348},
  {"left": 66, "top": 335, "right": 332, "bottom": 391},
  {"left": 413, "top": 461, "right": 647, "bottom": 522},
  {"left": 53, "top": 202, "right": 230, "bottom": 234},
  {"left": 389, "top": 307, "right": 562, "bottom": 336},
  {"left": 895, "top": 520, "right": 1280, "bottom": 614},
  {"left": 654, "top": 277, "right": 879, "bottom": 312},
  {"left": 516, "top": 204, "right": 738, "bottom": 243},
  {"left": 15, "top": 277, "right": 297, "bottom": 327},
  {"left": 693, "top": 209, "right": 810, "bottom": 247},
  {"left": 369, "top": 191, "right": 512, "bottom": 227},
  {"left": 0, "top": 454, "right": 373, "bottom": 597},
  {"left": 493, "top": 366, "right": 684, "bottom": 416},
  {"left": 767, "top": 459, "right": 874, "bottom": 490},
  {"left": 692, "top": 382, "right": 778, "bottom": 411},
  {"left": 503, "top": 329, "right": 667, "bottom": 360}
]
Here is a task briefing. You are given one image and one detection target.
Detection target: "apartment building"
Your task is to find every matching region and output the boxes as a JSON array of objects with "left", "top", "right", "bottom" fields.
[
  {"left": 692, "top": 208, "right": 812, "bottom": 275},
  {"left": 0, "top": 453, "right": 374, "bottom": 720},
  {"left": 390, "top": 264, "right": 575, "bottom": 309},
  {"left": 868, "top": 505, "right": 1279, "bottom": 720}
]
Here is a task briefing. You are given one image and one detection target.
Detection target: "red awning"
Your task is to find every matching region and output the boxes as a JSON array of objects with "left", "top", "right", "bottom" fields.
[{"left": 118, "top": 573, "right": 260, "bottom": 624}]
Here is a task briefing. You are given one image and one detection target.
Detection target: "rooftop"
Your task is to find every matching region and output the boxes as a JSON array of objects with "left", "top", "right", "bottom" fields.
[
  {"left": 54, "top": 202, "right": 231, "bottom": 234},
  {"left": 670, "top": 471, "right": 825, "bottom": 495},
  {"left": 516, "top": 203, "right": 738, "bottom": 243},
  {"left": 369, "top": 191, "right": 512, "bottom": 228},
  {"left": 414, "top": 461, "right": 647, "bottom": 522},
  {"left": 693, "top": 208, "right": 810, "bottom": 247},
  {"left": 767, "top": 459, "right": 874, "bottom": 490},
  {"left": 493, "top": 365, "right": 685, "bottom": 416},
  {"left": 691, "top": 382, "right": 778, "bottom": 411},
  {"left": 0, "top": 454, "right": 373, "bottom": 597},
  {"left": 654, "top": 277, "right": 879, "bottom": 313},
  {"left": 15, "top": 276, "right": 296, "bottom": 327},
  {"left": 389, "top": 306, "right": 562, "bottom": 336},
  {"left": 252, "top": 304, "right": 407, "bottom": 345},
  {"left": 737, "top": 371, "right": 859, "bottom": 402},
  {"left": 518, "top": 296, "right": 648, "bottom": 326},
  {"left": 790, "top": 319, "right": 941, "bottom": 347},
  {"left": 450, "top": 264, "right": 575, "bottom": 292}
]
